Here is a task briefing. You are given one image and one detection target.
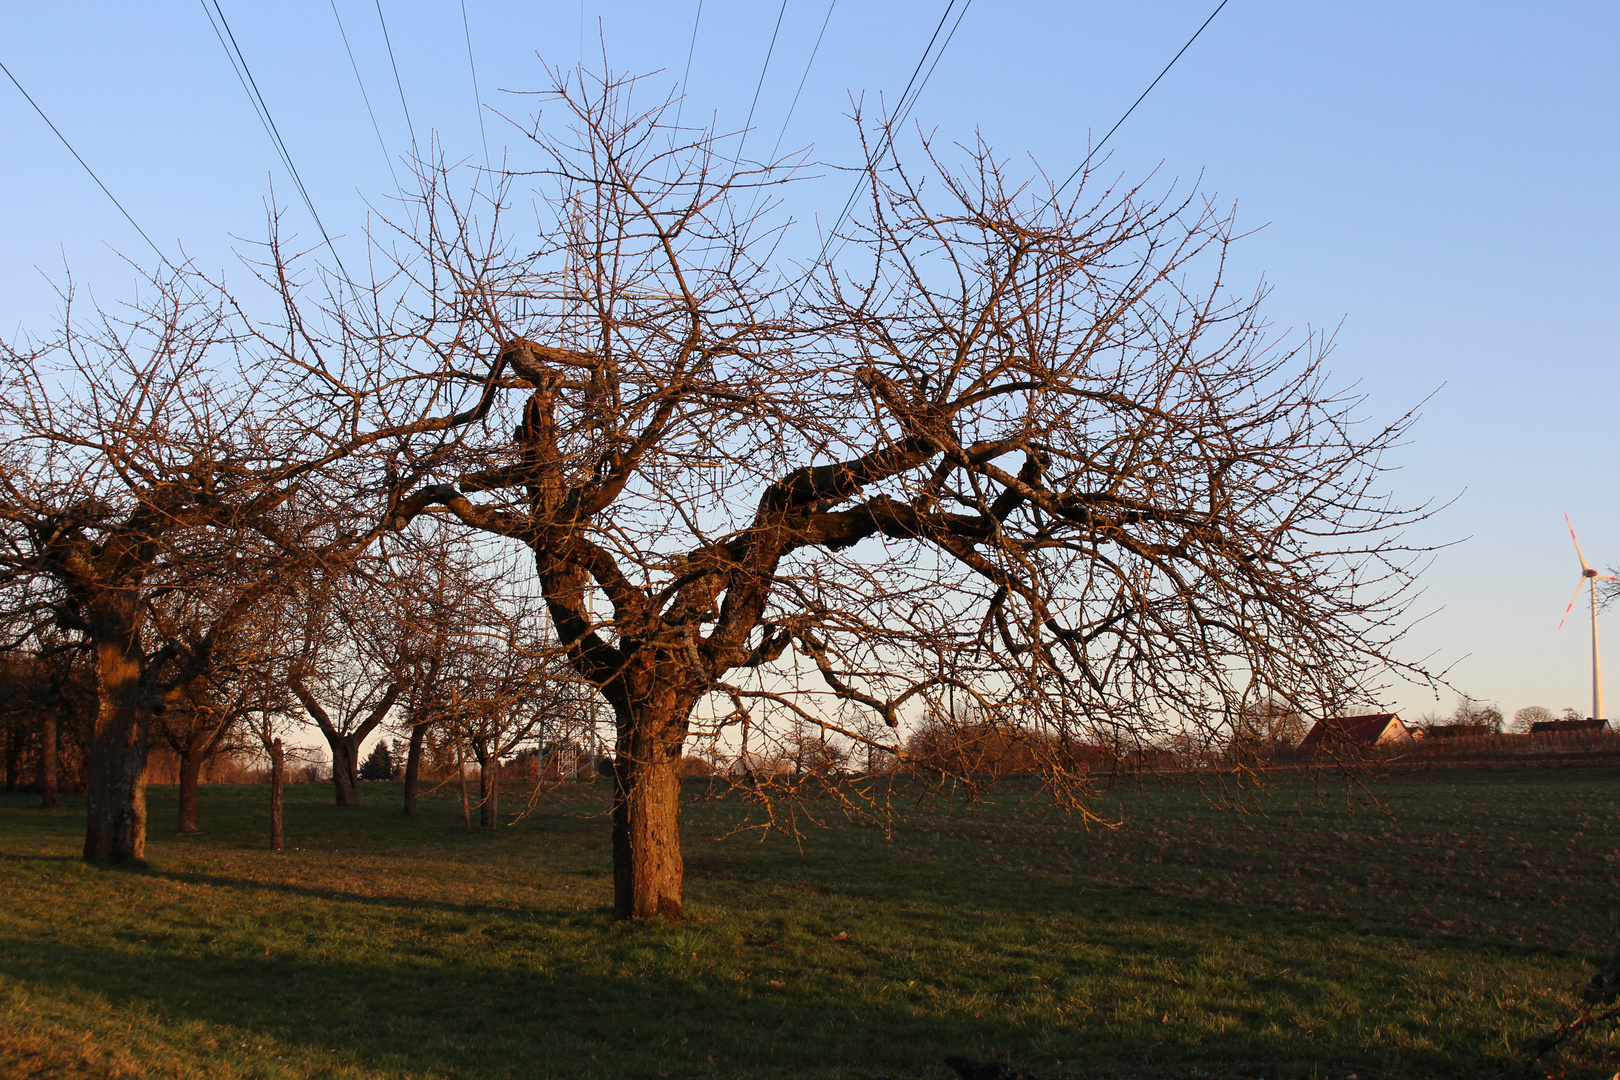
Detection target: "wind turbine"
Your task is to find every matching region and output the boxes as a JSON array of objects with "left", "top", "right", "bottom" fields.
[{"left": 1560, "top": 514, "right": 1617, "bottom": 722}]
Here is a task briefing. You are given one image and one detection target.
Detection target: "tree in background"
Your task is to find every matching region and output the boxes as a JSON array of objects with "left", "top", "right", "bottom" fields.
[
  {"left": 1228, "top": 695, "right": 1309, "bottom": 761},
  {"left": 359, "top": 740, "right": 397, "bottom": 781},
  {"left": 1451, "top": 696, "right": 1505, "bottom": 734},
  {"left": 151, "top": 679, "right": 246, "bottom": 834},
  {"left": 243, "top": 696, "right": 294, "bottom": 852},
  {"left": 1512, "top": 705, "right": 1556, "bottom": 733},
  {"left": 387, "top": 526, "right": 486, "bottom": 818},
  {"left": 426, "top": 582, "right": 583, "bottom": 828},
  {"left": 286, "top": 569, "right": 407, "bottom": 809},
  {"left": 0, "top": 261, "right": 461, "bottom": 861},
  {"left": 0, "top": 635, "right": 94, "bottom": 806}
]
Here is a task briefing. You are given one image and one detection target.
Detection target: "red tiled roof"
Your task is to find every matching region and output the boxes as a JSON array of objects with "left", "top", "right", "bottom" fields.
[{"left": 1298, "top": 713, "right": 1407, "bottom": 750}]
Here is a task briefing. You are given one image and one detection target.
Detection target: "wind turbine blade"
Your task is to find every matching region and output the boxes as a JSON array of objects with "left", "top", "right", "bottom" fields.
[
  {"left": 1560, "top": 577, "right": 1586, "bottom": 629},
  {"left": 1566, "top": 512, "right": 1592, "bottom": 572}
]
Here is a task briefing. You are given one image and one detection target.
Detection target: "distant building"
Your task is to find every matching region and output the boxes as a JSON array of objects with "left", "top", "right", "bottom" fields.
[
  {"left": 1297, "top": 712, "right": 1415, "bottom": 752},
  {"left": 1421, "top": 723, "right": 1497, "bottom": 739},
  {"left": 1528, "top": 717, "right": 1609, "bottom": 734}
]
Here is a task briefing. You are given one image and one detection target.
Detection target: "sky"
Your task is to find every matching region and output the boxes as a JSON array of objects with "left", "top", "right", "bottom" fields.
[{"left": 3, "top": 1, "right": 1618, "bottom": 731}]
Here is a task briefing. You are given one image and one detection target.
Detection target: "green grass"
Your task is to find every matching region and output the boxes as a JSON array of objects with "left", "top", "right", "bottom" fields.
[{"left": 0, "top": 766, "right": 1617, "bottom": 1079}]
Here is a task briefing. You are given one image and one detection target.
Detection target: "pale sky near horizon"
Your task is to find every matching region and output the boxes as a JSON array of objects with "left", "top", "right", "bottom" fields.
[{"left": 3, "top": 1, "right": 1617, "bottom": 739}]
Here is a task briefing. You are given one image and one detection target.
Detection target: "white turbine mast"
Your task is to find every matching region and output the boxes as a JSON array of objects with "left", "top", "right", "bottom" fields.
[{"left": 1559, "top": 514, "right": 1617, "bottom": 722}]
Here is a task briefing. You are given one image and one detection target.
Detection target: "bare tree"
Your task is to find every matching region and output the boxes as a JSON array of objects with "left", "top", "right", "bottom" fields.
[
  {"left": 438, "top": 613, "right": 576, "bottom": 828},
  {"left": 242, "top": 679, "right": 297, "bottom": 851},
  {"left": 0, "top": 253, "right": 479, "bottom": 861},
  {"left": 1229, "top": 695, "right": 1308, "bottom": 760},
  {"left": 286, "top": 568, "right": 409, "bottom": 808},
  {"left": 224, "top": 571, "right": 316, "bottom": 851},
  {"left": 1512, "top": 705, "right": 1556, "bottom": 733},
  {"left": 1451, "top": 695, "right": 1505, "bottom": 734},
  {"left": 0, "top": 635, "right": 93, "bottom": 806},
  {"left": 388, "top": 527, "right": 480, "bottom": 818},
  {"left": 16, "top": 68, "right": 1432, "bottom": 903},
  {"left": 296, "top": 69, "right": 1437, "bottom": 920},
  {"left": 386, "top": 535, "right": 583, "bottom": 826},
  {"left": 151, "top": 678, "right": 246, "bottom": 834}
]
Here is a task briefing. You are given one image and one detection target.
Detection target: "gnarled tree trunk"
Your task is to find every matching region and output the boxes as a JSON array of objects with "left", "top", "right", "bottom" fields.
[
  {"left": 83, "top": 602, "right": 150, "bottom": 863},
  {"left": 268, "top": 737, "right": 285, "bottom": 852},
  {"left": 477, "top": 747, "right": 498, "bottom": 828},
  {"left": 403, "top": 721, "right": 427, "bottom": 816},
  {"left": 609, "top": 695, "right": 690, "bottom": 921},
  {"left": 3, "top": 718, "right": 18, "bottom": 792},
  {"left": 328, "top": 734, "right": 361, "bottom": 807},
  {"left": 176, "top": 750, "right": 203, "bottom": 834},
  {"left": 39, "top": 710, "right": 57, "bottom": 809}
]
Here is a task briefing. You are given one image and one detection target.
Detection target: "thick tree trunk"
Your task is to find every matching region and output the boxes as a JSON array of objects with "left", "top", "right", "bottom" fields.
[
  {"left": 478, "top": 753, "right": 498, "bottom": 828},
  {"left": 176, "top": 750, "right": 202, "bottom": 834},
  {"left": 268, "top": 738, "right": 285, "bottom": 852},
  {"left": 327, "top": 733, "right": 360, "bottom": 807},
  {"left": 83, "top": 604, "right": 150, "bottom": 863},
  {"left": 3, "top": 718, "right": 18, "bottom": 792},
  {"left": 611, "top": 715, "right": 686, "bottom": 921},
  {"left": 403, "top": 722, "right": 426, "bottom": 816},
  {"left": 291, "top": 681, "right": 399, "bottom": 810},
  {"left": 40, "top": 710, "right": 58, "bottom": 809},
  {"left": 456, "top": 737, "right": 471, "bottom": 831}
]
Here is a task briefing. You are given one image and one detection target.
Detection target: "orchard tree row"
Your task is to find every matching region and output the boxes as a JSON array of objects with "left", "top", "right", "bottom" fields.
[{"left": 0, "top": 67, "right": 1434, "bottom": 919}]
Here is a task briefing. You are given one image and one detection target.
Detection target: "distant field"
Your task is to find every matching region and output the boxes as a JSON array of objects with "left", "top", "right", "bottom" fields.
[{"left": 0, "top": 765, "right": 1616, "bottom": 1079}]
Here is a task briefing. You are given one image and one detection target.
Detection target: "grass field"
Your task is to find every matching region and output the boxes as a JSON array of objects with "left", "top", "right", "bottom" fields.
[{"left": 1, "top": 765, "right": 1617, "bottom": 1079}]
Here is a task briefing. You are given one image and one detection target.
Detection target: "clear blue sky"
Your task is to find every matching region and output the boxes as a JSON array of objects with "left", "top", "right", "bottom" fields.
[{"left": 4, "top": 1, "right": 1617, "bottom": 724}]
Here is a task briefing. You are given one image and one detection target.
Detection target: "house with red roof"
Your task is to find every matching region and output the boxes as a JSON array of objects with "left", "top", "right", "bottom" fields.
[{"left": 1297, "top": 712, "right": 1415, "bottom": 752}]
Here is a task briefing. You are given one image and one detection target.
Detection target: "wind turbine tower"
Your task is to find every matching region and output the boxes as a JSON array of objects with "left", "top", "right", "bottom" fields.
[{"left": 1560, "top": 514, "right": 1616, "bottom": 722}]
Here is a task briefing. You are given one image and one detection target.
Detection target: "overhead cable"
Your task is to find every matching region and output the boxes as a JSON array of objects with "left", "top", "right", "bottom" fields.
[
  {"left": 807, "top": 0, "right": 972, "bottom": 283},
  {"left": 1051, "top": 0, "right": 1229, "bottom": 201},
  {"left": 734, "top": 0, "right": 790, "bottom": 167},
  {"left": 459, "top": 0, "right": 491, "bottom": 170},
  {"left": 0, "top": 57, "right": 170, "bottom": 269},
  {"left": 672, "top": 0, "right": 704, "bottom": 136},
  {"left": 199, "top": 0, "right": 350, "bottom": 278},
  {"left": 327, "top": 0, "right": 403, "bottom": 195},
  {"left": 373, "top": 0, "right": 418, "bottom": 149},
  {"left": 765, "top": 0, "right": 837, "bottom": 166}
]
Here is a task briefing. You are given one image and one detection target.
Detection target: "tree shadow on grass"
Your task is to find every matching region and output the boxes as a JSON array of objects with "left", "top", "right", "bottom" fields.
[
  {"left": 0, "top": 788, "right": 1569, "bottom": 1079},
  {"left": 131, "top": 864, "right": 557, "bottom": 921},
  {"left": 0, "top": 910, "right": 1512, "bottom": 1080}
]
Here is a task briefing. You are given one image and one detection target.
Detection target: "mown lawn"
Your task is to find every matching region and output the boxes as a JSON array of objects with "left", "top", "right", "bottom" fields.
[{"left": 0, "top": 765, "right": 1616, "bottom": 1079}]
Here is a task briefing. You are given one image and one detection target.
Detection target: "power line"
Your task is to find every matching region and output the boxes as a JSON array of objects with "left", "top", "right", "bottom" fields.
[
  {"left": 904, "top": 0, "right": 971, "bottom": 131},
  {"left": 199, "top": 0, "right": 349, "bottom": 279},
  {"left": 459, "top": 0, "right": 490, "bottom": 171},
  {"left": 742, "top": 0, "right": 837, "bottom": 222},
  {"left": 734, "top": 0, "right": 790, "bottom": 167},
  {"left": 0, "top": 57, "right": 170, "bottom": 269},
  {"left": 765, "top": 0, "right": 837, "bottom": 166},
  {"left": 672, "top": 0, "right": 703, "bottom": 136},
  {"left": 372, "top": 0, "right": 417, "bottom": 149},
  {"left": 1051, "top": 0, "right": 1229, "bottom": 201},
  {"left": 870, "top": 0, "right": 968, "bottom": 165},
  {"left": 327, "top": 0, "right": 402, "bottom": 195},
  {"left": 807, "top": 0, "right": 971, "bottom": 282}
]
